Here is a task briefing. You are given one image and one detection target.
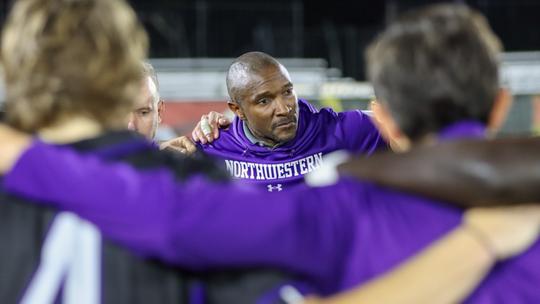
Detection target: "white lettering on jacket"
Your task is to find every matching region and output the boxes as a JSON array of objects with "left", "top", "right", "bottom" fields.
[{"left": 224, "top": 152, "right": 324, "bottom": 181}]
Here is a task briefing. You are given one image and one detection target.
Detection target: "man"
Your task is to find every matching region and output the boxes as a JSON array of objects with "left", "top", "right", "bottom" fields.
[
  {"left": 166, "top": 52, "right": 387, "bottom": 192},
  {"left": 0, "top": 0, "right": 210, "bottom": 302},
  {"left": 1, "top": 4, "right": 540, "bottom": 303},
  {"left": 127, "top": 63, "right": 198, "bottom": 154},
  {"left": 127, "top": 62, "right": 164, "bottom": 140}
]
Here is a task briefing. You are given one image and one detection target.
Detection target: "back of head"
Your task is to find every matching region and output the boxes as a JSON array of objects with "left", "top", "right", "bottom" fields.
[
  {"left": 1, "top": 0, "right": 148, "bottom": 132},
  {"left": 367, "top": 4, "right": 502, "bottom": 141},
  {"left": 226, "top": 51, "right": 282, "bottom": 102}
]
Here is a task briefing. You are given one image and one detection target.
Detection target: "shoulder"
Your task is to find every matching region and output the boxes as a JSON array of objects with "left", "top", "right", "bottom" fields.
[
  {"left": 299, "top": 99, "right": 372, "bottom": 127},
  {"left": 297, "top": 99, "right": 340, "bottom": 128},
  {"left": 198, "top": 126, "right": 250, "bottom": 162},
  {"left": 119, "top": 142, "right": 230, "bottom": 182},
  {"left": 298, "top": 99, "right": 319, "bottom": 113}
]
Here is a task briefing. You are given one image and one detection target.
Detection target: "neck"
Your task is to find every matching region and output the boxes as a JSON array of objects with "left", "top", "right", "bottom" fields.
[
  {"left": 38, "top": 116, "right": 104, "bottom": 144},
  {"left": 243, "top": 121, "right": 279, "bottom": 147}
]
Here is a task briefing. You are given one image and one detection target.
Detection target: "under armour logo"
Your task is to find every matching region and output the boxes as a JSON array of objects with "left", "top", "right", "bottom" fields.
[{"left": 267, "top": 184, "right": 283, "bottom": 192}]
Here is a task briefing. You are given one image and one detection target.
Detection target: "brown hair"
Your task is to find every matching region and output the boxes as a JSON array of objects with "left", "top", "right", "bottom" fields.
[
  {"left": 1, "top": 0, "right": 148, "bottom": 132},
  {"left": 366, "top": 4, "right": 502, "bottom": 140}
]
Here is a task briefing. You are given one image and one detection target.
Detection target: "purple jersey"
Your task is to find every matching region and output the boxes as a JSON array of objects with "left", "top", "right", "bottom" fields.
[
  {"left": 199, "top": 99, "right": 387, "bottom": 192},
  {"left": 3, "top": 122, "right": 540, "bottom": 302}
]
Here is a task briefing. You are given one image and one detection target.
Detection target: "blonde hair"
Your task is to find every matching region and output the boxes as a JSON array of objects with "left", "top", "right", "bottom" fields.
[
  {"left": 1, "top": 0, "right": 148, "bottom": 132},
  {"left": 142, "top": 61, "right": 160, "bottom": 104}
]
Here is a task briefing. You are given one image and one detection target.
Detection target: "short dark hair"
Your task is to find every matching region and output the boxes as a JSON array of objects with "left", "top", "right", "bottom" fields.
[
  {"left": 226, "top": 51, "right": 281, "bottom": 103},
  {"left": 366, "top": 4, "right": 502, "bottom": 140}
]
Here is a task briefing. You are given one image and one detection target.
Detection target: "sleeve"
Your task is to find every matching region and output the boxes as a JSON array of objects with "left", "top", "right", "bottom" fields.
[
  {"left": 3, "top": 140, "right": 358, "bottom": 286},
  {"left": 337, "top": 110, "right": 388, "bottom": 155}
]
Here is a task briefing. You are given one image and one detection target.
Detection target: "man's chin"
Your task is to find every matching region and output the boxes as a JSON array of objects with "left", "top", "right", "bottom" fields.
[{"left": 275, "top": 129, "right": 297, "bottom": 145}]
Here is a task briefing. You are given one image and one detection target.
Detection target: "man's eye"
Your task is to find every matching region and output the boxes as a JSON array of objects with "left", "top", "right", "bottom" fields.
[
  {"left": 258, "top": 98, "right": 270, "bottom": 105},
  {"left": 139, "top": 110, "right": 150, "bottom": 116},
  {"left": 284, "top": 88, "right": 293, "bottom": 96}
]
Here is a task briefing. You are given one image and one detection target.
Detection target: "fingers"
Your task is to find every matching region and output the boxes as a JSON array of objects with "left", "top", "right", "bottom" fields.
[
  {"left": 192, "top": 112, "right": 230, "bottom": 144},
  {"left": 208, "top": 111, "right": 231, "bottom": 140},
  {"left": 208, "top": 111, "right": 229, "bottom": 126},
  {"left": 159, "top": 136, "right": 198, "bottom": 155},
  {"left": 218, "top": 117, "right": 230, "bottom": 126},
  {"left": 182, "top": 137, "right": 198, "bottom": 154},
  {"left": 166, "top": 145, "right": 189, "bottom": 154},
  {"left": 209, "top": 114, "right": 220, "bottom": 139},
  {"left": 192, "top": 121, "right": 205, "bottom": 144},
  {"left": 200, "top": 115, "right": 214, "bottom": 143},
  {"left": 192, "top": 116, "right": 212, "bottom": 144}
]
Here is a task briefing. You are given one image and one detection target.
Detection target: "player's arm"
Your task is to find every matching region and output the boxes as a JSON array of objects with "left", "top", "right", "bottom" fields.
[
  {"left": 2, "top": 137, "right": 354, "bottom": 282},
  {"left": 157, "top": 111, "right": 231, "bottom": 153},
  {"left": 339, "top": 137, "right": 540, "bottom": 207},
  {"left": 2, "top": 128, "right": 540, "bottom": 304},
  {"left": 302, "top": 205, "right": 540, "bottom": 304}
]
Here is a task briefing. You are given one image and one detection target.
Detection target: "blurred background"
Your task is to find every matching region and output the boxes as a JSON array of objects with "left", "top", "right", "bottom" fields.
[{"left": 1, "top": 0, "right": 539, "bottom": 138}]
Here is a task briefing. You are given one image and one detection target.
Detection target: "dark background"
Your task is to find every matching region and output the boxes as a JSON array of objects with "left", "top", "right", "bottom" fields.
[{"left": 1, "top": 0, "right": 539, "bottom": 80}]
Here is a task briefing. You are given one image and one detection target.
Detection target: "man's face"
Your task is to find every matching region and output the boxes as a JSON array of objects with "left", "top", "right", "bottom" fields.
[
  {"left": 128, "top": 77, "right": 163, "bottom": 140},
  {"left": 229, "top": 65, "right": 298, "bottom": 146}
]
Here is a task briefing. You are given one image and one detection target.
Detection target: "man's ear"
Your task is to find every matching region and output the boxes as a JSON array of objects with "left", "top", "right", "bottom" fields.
[
  {"left": 227, "top": 101, "right": 245, "bottom": 120},
  {"left": 370, "top": 100, "right": 410, "bottom": 152},
  {"left": 487, "top": 88, "right": 512, "bottom": 134}
]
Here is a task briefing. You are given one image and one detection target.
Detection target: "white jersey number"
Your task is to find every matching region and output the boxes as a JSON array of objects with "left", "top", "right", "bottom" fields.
[{"left": 21, "top": 212, "right": 101, "bottom": 304}]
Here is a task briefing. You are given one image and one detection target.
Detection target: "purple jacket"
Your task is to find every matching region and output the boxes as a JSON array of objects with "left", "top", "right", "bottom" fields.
[
  {"left": 199, "top": 99, "right": 387, "bottom": 192},
  {"left": 3, "top": 122, "right": 540, "bottom": 302}
]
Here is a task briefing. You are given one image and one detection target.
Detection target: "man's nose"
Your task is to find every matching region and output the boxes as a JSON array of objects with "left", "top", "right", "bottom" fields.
[
  {"left": 275, "top": 98, "right": 292, "bottom": 115},
  {"left": 127, "top": 113, "right": 137, "bottom": 131}
]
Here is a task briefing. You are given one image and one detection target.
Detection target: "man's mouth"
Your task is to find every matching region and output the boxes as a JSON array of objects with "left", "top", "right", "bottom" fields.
[{"left": 274, "top": 119, "right": 296, "bottom": 129}]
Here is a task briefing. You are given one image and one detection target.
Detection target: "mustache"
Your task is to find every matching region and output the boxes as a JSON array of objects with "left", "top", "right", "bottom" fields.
[{"left": 272, "top": 116, "right": 297, "bottom": 128}]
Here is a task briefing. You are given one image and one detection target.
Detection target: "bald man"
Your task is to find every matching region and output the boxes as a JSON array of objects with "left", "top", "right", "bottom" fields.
[{"left": 178, "top": 52, "right": 387, "bottom": 192}]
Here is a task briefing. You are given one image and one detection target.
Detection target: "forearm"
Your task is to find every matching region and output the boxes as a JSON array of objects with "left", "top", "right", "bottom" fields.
[
  {"left": 339, "top": 138, "right": 540, "bottom": 206},
  {"left": 3, "top": 141, "right": 350, "bottom": 280},
  {"left": 4, "top": 140, "right": 183, "bottom": 260},
  {"left": 317, "top": 226, "right": 494, "bottom": 304}
]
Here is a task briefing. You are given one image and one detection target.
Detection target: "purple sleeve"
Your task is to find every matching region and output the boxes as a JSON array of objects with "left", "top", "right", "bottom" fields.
[
  {"left": 3, "top": 140, "right": 357, "bottom": 287},
  {"left": 338, "top": 110, "right": 388, "bottom": 154}
]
